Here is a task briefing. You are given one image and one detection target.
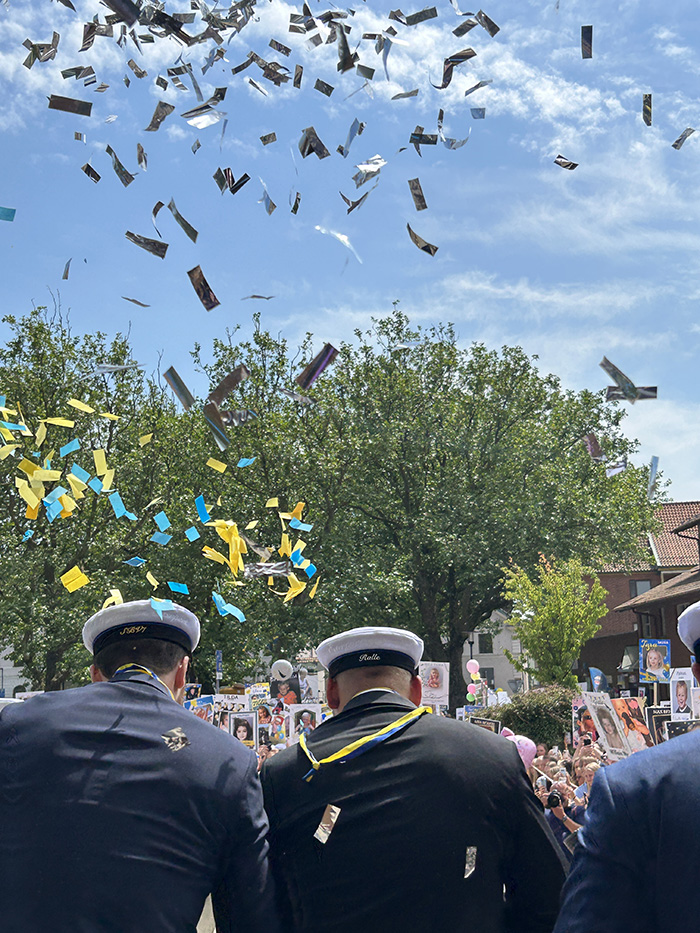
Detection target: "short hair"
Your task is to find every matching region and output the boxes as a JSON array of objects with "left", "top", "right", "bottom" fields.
[{"left": 93, "top": 637, "right": 187, "bottom": 679}]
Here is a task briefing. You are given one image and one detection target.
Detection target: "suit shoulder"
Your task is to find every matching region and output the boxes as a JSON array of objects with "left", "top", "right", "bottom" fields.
[{"left": 603, "top": 730, "right": 700, "bottom": 790}]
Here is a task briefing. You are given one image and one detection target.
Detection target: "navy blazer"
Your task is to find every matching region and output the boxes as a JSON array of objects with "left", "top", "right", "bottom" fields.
[
  {"left": 0, "top": 671, "right": 279, "bottom": 932},
  {"left": 261, "top": 689, "right": 567, "bottom": 933},
  {"left": 554, "top": 730, "right": 700, "bottom": 932}
]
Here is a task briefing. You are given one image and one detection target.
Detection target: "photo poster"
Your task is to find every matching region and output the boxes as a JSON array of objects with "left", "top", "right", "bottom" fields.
[
  {"left": 455, "top": 707, "right": 466, "bottom": 721},
  {"left": 645, "top": 706, "right": 671, "bottom": 745},
  {"left": 212, "top": 694, "right": 247, "bottom": 732},
  {"left": 287, "top": 703, "right": 323, "bottom": 745},
  {"left": 297, "top": 668, "right": 320, "bottom": 703},
  {"left": 469, "top": 716, "right": 501, "bottom": 734},
  {"left": 185, "top": 694, "right": 215, "bottom": 724},
  {"left": 691, "top": 687, "right": 700, "bottom": 719},
  {"left": 610, "top": 698, "right": 654, "bottom": 752},
  {"left": 581, "top": 691, "right": 630, "bottom": 761},
  {"left": 246, "top": 682, "right": 272, "bottom": 710},
  {"left": 270, "top": 675, "right": 301, "bottom": 707},
  {"left": 230, "top": 711, "right": 256, "bottom": 748},
  {"left": 671, "top": 668, "right": 693, "bottom": 720},
  {"left": 572, "top": 696, "right": 598, "bottom": 748},
  {"left": 257, "top": 710, "right": 289, "bottom": 749},
  {"left": 639, "top": 638, "right": 671, "bottom": 683},
  {"left": 666, "top": 720, "right": 700, "bottom": 740},
  {"left": 419, "top": 661, "right": 450, "bottom": 708},
  {"left": 184, "top": 684, "right": 202, "bottom": 702}
]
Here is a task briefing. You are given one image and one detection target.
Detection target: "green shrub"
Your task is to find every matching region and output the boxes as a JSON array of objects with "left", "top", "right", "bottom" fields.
[{"left": 496, "top": 685, "right": 577, "bottom": 747}]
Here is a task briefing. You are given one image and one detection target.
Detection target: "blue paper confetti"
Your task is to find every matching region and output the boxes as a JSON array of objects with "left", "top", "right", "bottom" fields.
[
  {"left": 290, "top": 548, "right": 304, "bottom": 565},
  {"left": 124, "top": 556, "right": 146, "bottom": 567},
  {"left": 290, "top": 518, "right": 313, "bottom": 532},
  {"left": 150, "top": 597, "right": 175, "bottom": 618},
  {"left": 88, "top": 477, "right": 103, "bottom": 494},
  {"left": 154, "top": 510, "right": 171, "bottom": 532},
  {"left": 168, "top": 581, "right": 189, "bottom": 594},
  {"left": 194, "top": 494, "right": 211, "bottom": 524},
  {"left": 44, "top": 486, "right": 68, "bottom": 505},
  {"left": 22, "top": 530, "right": 34, "bottom": 542},
  {"left": 70, "top": 464, "right": 91, "bottom": 483},
  {"left": 237, "top": 457, "right": 256, "bottom": 468},
  {"left": 304, "top": 563, "right": 317, "bottom": 578},
  {"left": 109, "top": 491, "right": 127, "bottom": 518},
  {"left": 185, "top": 526, "right": 201, "bottom": 542},
  {"left": 150, "top": 531, "right": 172, "bottom": 546},
  {"left": 45, "top": 500, "right": 64, "bottom": 523},
  {"left": 59, "top": 438, "right": 81, "bottom": 458},
  {"left": 1, "top": 421, "right": 27, "bottom": 431},
  {"left": 212, "top": 591, "right": 246, "bottom": 622},
  {"left": 470, "top": 108, "right": 485, "bottom": 119},
  {"left": 0, "top": 207, "right": 16, "bottom": 223}
]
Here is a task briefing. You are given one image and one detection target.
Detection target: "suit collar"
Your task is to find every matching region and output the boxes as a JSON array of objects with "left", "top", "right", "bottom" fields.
[{"left": 341, "top": 688, "right": 416, "bottom": 715}]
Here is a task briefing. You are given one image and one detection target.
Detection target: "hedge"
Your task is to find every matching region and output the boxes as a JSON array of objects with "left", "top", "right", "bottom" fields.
[{"left": 496, "top": 685, "right": 577, "bottom": 747}]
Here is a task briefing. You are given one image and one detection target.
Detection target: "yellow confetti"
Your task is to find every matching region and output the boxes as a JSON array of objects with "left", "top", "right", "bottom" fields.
[
  {"left": 207, "top": 457, "right": 227, "bottom": 473},
  {"left": 293, "top": 539, "right": 307, "bottom": 554},
  {"left": 278, "top": 511, "right": 292, "bottom": 520},
  {"left": 266, "top": 497, "right": 279, "bottom": 508},
  {"left": 309, "top": 577, "right": 320, "bottom": 599},
  {"left": 16, "top": 480, "right": 40, "bottom": 509},
  {"left": 102, "top": 588, "right": 123, "bottom": 609},
  {"left": 291, "top": 501, "right": 306, "bottom": 520},
  {"left": 216, "top": 496, "right": 222, "bottom": 506},
  {"left": 139, "top": 433, "right": 153, "bottom": 447},
  {"left": 283, "top": 572, "right": 306, "bottom": 603},
  {"left": 58, "top": 494, "right": 79, "bottom": 515},
  {"left": 68, "top": 398, "right": 96, "bottom": 414},
  {"left": 245, "top": 520, "right": 259, "bottom": 530},
  {"left": 93, "top": 449, "right": 107, "bottom": 476},
  {"left": 101, "top": 468, "right": 115, "bottom": 491},
  {"left": 25, "top": 503, "right": 39, "bottom": 520},
  {"left": 67, "top": 474, "right": 86, "bottom": 499},
  {"left": 0, "top": 444, "right": 20, "bottom": 461},
  {"left": 99, "top": 412, "right": 120, "bottom": 421},
  {"left": 15, "top": 404, "right": 33, "bottom": 436},
  {"left": 17, "top": 458, "right": 39, "bottom": 476},
  {"left": 146, "top": 571, "right": 159, "bottom": 589},
  {"left": 0, "top": 404, "right": 18, "bottom": 416},
  {"left": 0, "top": 426, "right": 15, "bottom": 442},
  {"left": 35, "top": 422, "right": 47, "bottom": 447},
  {"left": 45, "top": 417, "right": 74, "bottom": 427},
  {"left": 278, "top": 533, "right": 291, "bottom": 558},
  {"left": 43, "top": 450, "right": 55, "bottom": 466},
  {"left": 32, "top": 469, "right": 62, "bottom": 482},
  {"left": 61, "top": 565, "right": 89, "bottom": 593},
  {"left": 202, "top": 545, "right": 230, "bottom": 569}
]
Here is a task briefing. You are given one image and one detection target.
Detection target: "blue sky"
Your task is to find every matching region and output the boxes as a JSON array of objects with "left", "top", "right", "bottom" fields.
[{"left": 1, "top": 0, "right": 700, "bottom": 500}]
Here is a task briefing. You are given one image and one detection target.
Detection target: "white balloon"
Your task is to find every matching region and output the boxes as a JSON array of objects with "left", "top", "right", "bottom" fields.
[{"left": 271, "top": 659, "right": 293, "bottom": 680}]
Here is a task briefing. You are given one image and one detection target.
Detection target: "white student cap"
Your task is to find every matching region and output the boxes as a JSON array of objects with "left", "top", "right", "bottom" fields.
[
  {"left": 317, "top": 626, "right": 424, "bottom": 679},
  {"left": 82, "top": 599, "right": 200, "bottom": 656},
  {"left": 678, "top": 600, "right": 700, "bottom": 656}
]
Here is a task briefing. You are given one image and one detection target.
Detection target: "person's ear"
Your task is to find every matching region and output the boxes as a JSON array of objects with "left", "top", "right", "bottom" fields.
[
  {"left": 326, "top": 676, "right": 340, "bottom": 710},
  {"left": 174, "top": 656, "right": 190, "bottom": 691},
  {"left": 409, "top": 674, "right": 422, "bottom": 707},
  {"left": 90, "top": 664, "right": 107, "bottom": 683}
]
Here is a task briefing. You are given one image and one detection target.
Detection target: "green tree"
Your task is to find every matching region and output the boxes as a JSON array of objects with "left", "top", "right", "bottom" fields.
[
  {"left": 502, "top": 556, "right": 609, "bottom": 688},
  {"left": 193, "top": 308, "right": 658, "bottom": 707}
]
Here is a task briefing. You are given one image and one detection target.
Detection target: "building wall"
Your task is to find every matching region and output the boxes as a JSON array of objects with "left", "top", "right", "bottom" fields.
[
  {"left": 462, "top": 623, "right": 524, "bottom": 696},
  {"left": 597, "top": 571, "right": 661, "bottom": 637},
  {"left": 0, "top": 649, "right": 28, "bottom": 698}
]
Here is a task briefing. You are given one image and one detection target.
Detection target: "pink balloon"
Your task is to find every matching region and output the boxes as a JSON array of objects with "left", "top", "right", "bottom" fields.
[
  {"left": 505, "top": 734, "right": 537, "bottom": 771},
  {"left": 466, "top": 659, "right": 480, "bottom": 675},
  {"left": 467, "top": 684, "right": 477, "bottom": 695}
]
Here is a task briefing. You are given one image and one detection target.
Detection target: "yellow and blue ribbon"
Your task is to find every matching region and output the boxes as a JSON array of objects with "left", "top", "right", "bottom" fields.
[{"left": 299, "top": 705, "right": 432, "bottom": 781}]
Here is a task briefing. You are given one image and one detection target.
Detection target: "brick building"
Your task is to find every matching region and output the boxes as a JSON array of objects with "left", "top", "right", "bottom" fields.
[{"left": 577, "top": 501, "right": 700, "bottom": 689}]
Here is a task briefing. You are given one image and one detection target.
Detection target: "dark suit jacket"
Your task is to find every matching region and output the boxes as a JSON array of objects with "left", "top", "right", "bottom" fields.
[
  {"left": 0, "top": 670, "right": 279, "bottom": 933},
  {"left": 261, "top": 689, "right": 566, "bottom": 933},
  {"left": 554, "top": 730, "right": 700, "bottom": 932}
]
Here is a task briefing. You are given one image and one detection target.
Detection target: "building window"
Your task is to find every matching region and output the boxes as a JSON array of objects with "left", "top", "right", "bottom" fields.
[
  {"left": 481, "top": 667, "right": 495, "bottom": 688},
  {"left": 478, "top": 633, "right": 493, "bottom": 654},
  {"left": 511, "top": 638, "right": 521, "bottom": 654},
  {"left": 629, "top": 579, "right": 652, "bottom": 598},
  {"left": 640, "top": 613, "right": 653, "bottom": 637}
]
